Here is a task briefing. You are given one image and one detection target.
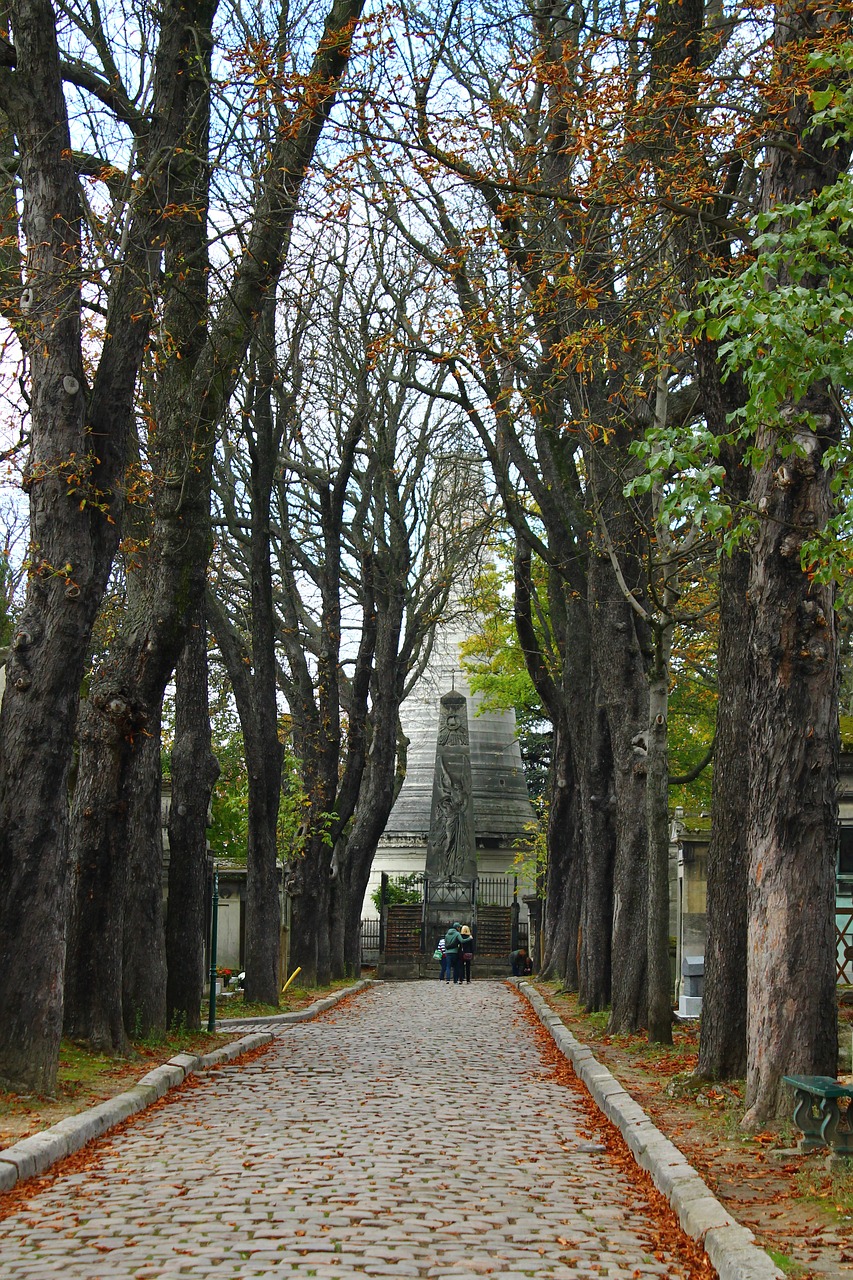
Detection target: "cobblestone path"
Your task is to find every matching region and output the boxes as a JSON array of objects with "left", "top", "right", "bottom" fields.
[{"left": 0, "top": 982, "right": 700, "bottom": 1279}]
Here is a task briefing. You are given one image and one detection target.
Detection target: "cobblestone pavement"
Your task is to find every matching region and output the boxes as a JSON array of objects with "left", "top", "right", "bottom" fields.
[{"left": 0, "top": 981, "right": 701, "bottom": 1279}]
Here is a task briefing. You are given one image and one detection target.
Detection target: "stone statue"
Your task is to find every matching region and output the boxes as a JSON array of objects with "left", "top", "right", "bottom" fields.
[{"left": 434, "top": 757, "right": 470, "bottom": 877}]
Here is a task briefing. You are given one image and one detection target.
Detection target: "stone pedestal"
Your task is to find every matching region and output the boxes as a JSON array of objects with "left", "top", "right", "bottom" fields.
[{"left": 678, "top": 955, "right": 704, "bottom": 1018}]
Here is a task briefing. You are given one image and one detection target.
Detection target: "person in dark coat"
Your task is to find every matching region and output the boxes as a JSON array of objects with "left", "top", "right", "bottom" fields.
[
  {"left": 510, "top": 946, "right": 533, "bottom": 977},
  {"left": 444, "top": 922, "right": 464, "bottom": 984},
  {"left": 459, "top": 924, "right": 474, "bottom": 984}
]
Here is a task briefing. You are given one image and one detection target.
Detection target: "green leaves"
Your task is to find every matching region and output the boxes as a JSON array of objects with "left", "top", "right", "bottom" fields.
[
  {"left": 629, "top": 42, "right": 853, "bottom": 580},
  {"left": 626, "top": 428, "right": 731, "bottom": 541},
  {"left": 701, "top": 242, "right": 853, "bottom": 404},
  {"left": 698, "top": 45, "right": 853, "bottom": 429}
]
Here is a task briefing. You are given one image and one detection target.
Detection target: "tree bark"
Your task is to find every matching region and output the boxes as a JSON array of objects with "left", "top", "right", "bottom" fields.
[
  {"left": 539, "top": 709, "right": 579, "bottom": 983},
  {"left": 243, "top": 304, "right": 286, "bottom": 1006},
  {"left": 63, "top": 695, "right": 133, "bottom": 1053},
  {"left": 289, "top": 843, "right": 333, "bottom": 988},
  {"left": 661, "top": 377, "right": 753, "bottom": 1075},
  {"left": 577, "top": 699, "right": 615, "bottom": 1011},
  {"left": 646, "top": 633, "right": 673, "bottom": 1045},
  {"left": 332, "top": 571, "right": 407, "bottom": 979},
  {"left": 697, "top": 528, "right": 750, "bottom": 1079},
  {"left": 167, "top": 603, "right": 219, "bottom": 1032},
  {"left": 511, "top": 545, "right": 585, "bottom": 986},
  {"left": 581, "top": 456, "right": 651, "bottom": 1036},
  {"left": 588, "top": 541, "right": 650, "bottom": 1033},
  {"left": 331, "top": 672, "right": 403, "bottom": 980},
  {"left": 744, "top": 411, "right": 839, "bottom": 1122},
  {"left": 122, "top": 720, "right": 167, "bottom": 1038}
]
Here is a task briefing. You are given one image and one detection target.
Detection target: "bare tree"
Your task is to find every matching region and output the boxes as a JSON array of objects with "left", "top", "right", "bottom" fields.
[
  {"left": 210, "top": 222, "right": 492, "bottom": 986},
  {"left": 63, "top": 0, "right": 367, "bottom": 1050},
  {"left": 0, "top": 0, "right": 224, "bottom": 1091}
]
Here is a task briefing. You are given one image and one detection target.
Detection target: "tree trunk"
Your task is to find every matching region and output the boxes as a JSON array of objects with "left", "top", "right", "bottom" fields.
[
  {"left": 539, "top": 710, "right": 578, "bottom": 982},
  {"left": 206, "top": 587, "right": 284, "bottom": 1007},
  {"left": 511, "top": 546, "right": 584, "bottom": 986},
  {"left": 63, "top": 0, "right": 218, "bottom": 1049},
  {"left": 577, "top": 699, "right": 615, "bottom": 1011},
  {"left": 122, "top": 721, "right": 167, "bottom": 1038},
  {"left": 740, "top": 0, "right": 849, "bottom": 1125},
  {"left": 588, "top": 548, "right": 650, "bottom": 1033},
  {"left": 684, "top": 298, "right": 751, "bottom": 1078},
  {"left": 243, "top": 307, "right": 286, "bottom": 1006},
  {"left": 64, "top": 696, "right": 133, "bottom": 1054},
  {"left": 646, "top": 641, "right": 673, "bottom": 1045},
  {"left": 289, "top": 833, "right": 333, "bottom": 988},
  {"left": 743, "top": 417, "right": 839, "bottom": 1123},
  {"left": 167, "top": 604, "right": 219, "bottom": 1032},
  {"left": 332, "top": 612, "right": 406, "bottom": 980},
  {"left": 71, "top": 0, "right": 366, "bottom": 1033},
  {"left": 0, "top": 0, "right": 119, "bottom": 1092},
  {"left": 697, "top": 541, "right": 750, "bottom": 1079},
  {"left": 243, "top": 716, "right": 284, "bottom": 1003}
]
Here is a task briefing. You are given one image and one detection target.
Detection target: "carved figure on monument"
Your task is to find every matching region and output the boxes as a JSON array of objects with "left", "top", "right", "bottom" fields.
[
  {"left": 425, "top": 689, "right": 477, "bottom": 890},
  {"left": 434, "top": 757, "right": 470, "bottom": 877},
  {"left": 438, "top": 696, "right": 468, "bottom": 747}
]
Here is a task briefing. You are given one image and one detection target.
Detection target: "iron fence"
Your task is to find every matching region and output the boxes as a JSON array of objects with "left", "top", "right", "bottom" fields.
[
  {"left": 361, "top": 910, "right": 527, "bottom": 961},
  {"left": 377, "top": 872, "right": 519, "bottom": 907},
  {"left": 477, "top": 876, "right": 518, "bottom": 908},
  {"left": 360, "top": 917, "right": 380, "bottom": 962}
]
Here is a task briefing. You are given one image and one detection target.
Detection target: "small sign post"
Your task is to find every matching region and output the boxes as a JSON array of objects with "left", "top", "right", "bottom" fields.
[{"left": 207, "top": 866, "right": 219, "bottom": 1034}]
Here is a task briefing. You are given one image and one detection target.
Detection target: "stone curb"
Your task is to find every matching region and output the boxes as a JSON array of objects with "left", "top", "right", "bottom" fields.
[
  {"left": 513, "top": 979, "right": 783, "bottom": 1280},
  {"left": 0, "top": 980, "right": 371, "bottom": 1196},
  {"left": 216, "top": 978, "right": 373, "bottom": 1030}
]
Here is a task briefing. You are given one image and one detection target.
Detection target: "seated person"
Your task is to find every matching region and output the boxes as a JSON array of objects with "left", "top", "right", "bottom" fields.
[{"left": 510, "top": 946, "right": 533, "bottom": 977}]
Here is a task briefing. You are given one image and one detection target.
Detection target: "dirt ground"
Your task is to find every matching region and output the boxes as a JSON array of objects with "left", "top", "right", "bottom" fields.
[{"left": 535, "top": 983, "right": 853, "bottom": 1280}]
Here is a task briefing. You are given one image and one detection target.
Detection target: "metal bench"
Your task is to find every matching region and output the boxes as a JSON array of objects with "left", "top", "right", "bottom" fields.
[{"left": 782, "top": 1075, "right": 853, "bottom": 1156}]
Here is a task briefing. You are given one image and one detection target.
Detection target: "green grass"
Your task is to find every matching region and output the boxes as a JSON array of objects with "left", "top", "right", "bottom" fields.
[
  {"left": 213, "top": 995, "right": 281, "bottom": 1017},
  {"left": 0, "top": 1028, "right": 227, "bottom": 1139},
  {"left": 211, "top": 976, "right": 357, "bottom": 1021},
  {"left": 765, "top": 1248, "right": 811, "bottom": 1277},
  {"left": 795, "top": 1163, "right": 853, "bottom": 1221}
]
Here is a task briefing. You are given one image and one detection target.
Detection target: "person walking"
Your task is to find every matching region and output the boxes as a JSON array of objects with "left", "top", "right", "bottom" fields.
[
  {"left": 444, "top": 921, "right": 464, "bottom": 985},
  {"left": 459, "top": 924, "right": 474, "bottom": 984}
]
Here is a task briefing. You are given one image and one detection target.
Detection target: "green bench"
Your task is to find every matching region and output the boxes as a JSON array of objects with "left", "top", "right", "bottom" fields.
[{"left": 782, "top": 1075, "right": 853, "bottom": 1156}]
